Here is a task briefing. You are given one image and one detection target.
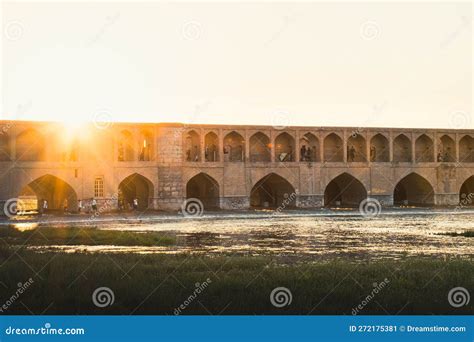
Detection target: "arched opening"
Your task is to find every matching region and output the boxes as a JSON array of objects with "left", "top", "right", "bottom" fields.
[
  {"left": 204, "top": 132, "right": 219, "bottom": 162},
  {"left": 224, "top": 131, "right": 245, "bottom": 162},
  {"left": 118, "top": 173, "right": 154, "bottom": 211},
  {"left": 323, "top": 133, "right": 343, "bottom": 162},
  {"left": 393, "top": 173, "right": 434, "bottom": 206},
  {"left": 324, "top": 173, "right": 367, "bottom": 207},
  {"left": 118, "top": 130, "right": 134, "bottom": 161},
  {"left": 370, "top": 134, "right": 389, "bottom": 162},
  {"left": 185, "top": 130, "right": 201, "bottom": 162},
  {"left": 16, "top": 129, "right": 45, "bottom": 161},
  {"left": 139, "top": 130, "right": 153, "bottom": 161},
  {"left": 275, "top": 132, "right": 295, "bottom": 162},
  {"left": 415, "top": 134, "right": 434, "bottom": 162},
  {"left": 347, "top": 134, "right": 367, "bottom": 162},
  {"left": 18, "top": 174, "right": 78, "bottom": 213},
  {"left": 393, "top": 134, "right": 412, "bottom": 162},
  {"left": 186, "top": 173, "right": 220, "bottom": 209},
  {"left": 0, "top": 134, "right": 10, "bottom": 161},
  {"left": 250, "top": 173, "right": 296, "bottom": 208},
  {"left": 299, "top": 133, "right": 319, "bottom": 162},
  {"left": 438, "top": 135, "right": 456, "bottom": 162},
  {"left": 459, "top": 176, "right": 474, "bottom": 206},
  {"left": 459, "top": 135, "right": 474, "bottom": 163},
  {"left": 249, "top": 132, "right": 271, "bottom": 162}
]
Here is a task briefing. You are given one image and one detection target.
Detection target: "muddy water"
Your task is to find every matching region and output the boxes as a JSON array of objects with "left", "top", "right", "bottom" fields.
[{"left": 12, "top": 209, "right": 474, "bottom": 260}]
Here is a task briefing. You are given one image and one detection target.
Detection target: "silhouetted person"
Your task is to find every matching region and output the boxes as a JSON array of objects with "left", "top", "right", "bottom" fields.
[
  {"left": 133, "top": 198, "right": 138, "bottom": 211},
  {"left": 300, "top": 145, "right": 306, "bottom": 161},
  {"left": 306, "top": 147, "right": 312, "bottom": 161},
  {"left": 437, "top": 152, "right": 443, "bottom": 162},
  {"left": 91, "top": 198, "right": 98, "bottom": 212},
  {"left": 370, "top": 145, "right": 376, "bottom": 161}
]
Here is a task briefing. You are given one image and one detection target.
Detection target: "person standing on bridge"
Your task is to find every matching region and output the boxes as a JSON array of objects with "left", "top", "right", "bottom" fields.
[
  {"left": 133, "top": 198, "right": 139, "bottom": 211},
  {"left": 91, "top": 198, "right": 98, "bottom": 213},
  {"left": 42, "top": 199, "right": 48, "bottom": 215},
  {"left": 300, "top": 145, "right": 306, "bottom": 161}
]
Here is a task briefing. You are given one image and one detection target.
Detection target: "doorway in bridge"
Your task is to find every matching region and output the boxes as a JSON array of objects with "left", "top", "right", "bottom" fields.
[
  {"left": 324, "top": 173, "right": 367, "bottom": 207},
  {"left": 186, "top": 173, "right": 220, "bottom": 209},
  {"left": 18, "top": 174, "right": 78, "bottom": 213},
  {"left": 393, "top": 173, "right": 434, "bottom": 206},
  {"left": 250, "top": 173, "right": 296, "bottom": 209},
  {"left": 118, "top": 174, "right": 153, "bottom": 211},
  {"left": 459, "top": 176, "right": 474, "bottom": 206}
]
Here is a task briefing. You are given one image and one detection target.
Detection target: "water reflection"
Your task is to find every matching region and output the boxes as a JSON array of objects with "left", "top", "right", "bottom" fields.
[{"left": 15, "top": 211, "right": 474, "bottom": 260}]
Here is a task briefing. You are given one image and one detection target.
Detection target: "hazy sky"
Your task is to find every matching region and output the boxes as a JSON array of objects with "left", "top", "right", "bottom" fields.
[{"left": 1, "top": 1, "right": 472, "bottom": 128}]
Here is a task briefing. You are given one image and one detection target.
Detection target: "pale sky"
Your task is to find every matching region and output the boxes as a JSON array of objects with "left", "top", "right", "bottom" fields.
[{"left": 1, "top": 1, "right": 472, "bottom": 129}]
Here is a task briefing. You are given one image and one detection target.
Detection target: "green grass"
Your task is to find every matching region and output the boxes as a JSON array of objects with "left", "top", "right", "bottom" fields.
[
  {"left": 0, "top": 244, "right": 472, "bottom": 315},
  {"left": 437, "top": 231, "right": 474, "bottom": 238},
  {"left": 0, "top": 227, "right": 176, "bottom": 246}
]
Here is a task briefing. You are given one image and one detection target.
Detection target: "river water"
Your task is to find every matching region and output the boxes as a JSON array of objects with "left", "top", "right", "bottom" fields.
[{"left": 8, "top": 209, "right": 474, "bottom": 260}]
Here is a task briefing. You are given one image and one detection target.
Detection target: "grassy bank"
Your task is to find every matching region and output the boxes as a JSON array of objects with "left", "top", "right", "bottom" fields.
[
  {"left": 0, "top": 227, "right": 176, "bottom": 246},
  {"left": 0, "top": 245, "right": 472, "bottom": 315}
]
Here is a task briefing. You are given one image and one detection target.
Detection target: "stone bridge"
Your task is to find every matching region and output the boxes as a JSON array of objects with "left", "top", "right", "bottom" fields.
[{"left": 1, "top": 120, "right": 473, "bottom": 213}]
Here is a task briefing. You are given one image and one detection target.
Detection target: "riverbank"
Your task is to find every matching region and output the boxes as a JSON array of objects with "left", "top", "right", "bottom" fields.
[{"left": 0, "top": 245, "right": 472, "bottom": 315}]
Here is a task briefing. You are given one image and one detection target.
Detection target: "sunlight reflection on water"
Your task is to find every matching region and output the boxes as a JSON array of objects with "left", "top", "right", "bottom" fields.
[{"left": 23, "top": 212, "right": 474, "bottom": 260}]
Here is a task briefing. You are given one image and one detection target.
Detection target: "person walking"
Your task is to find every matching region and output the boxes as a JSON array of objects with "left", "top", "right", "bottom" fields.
[
  {"left": 42, "top": 199, "right": 48, "bottom": 215},
  {"left": 91, "top": 198, "right": 98, "bottom": 213},
  {"left": 78, "top": 200, "right": 83, "bottom": 213}
]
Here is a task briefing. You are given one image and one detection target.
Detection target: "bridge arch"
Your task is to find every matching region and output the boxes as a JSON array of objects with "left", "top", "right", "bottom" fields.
[
  {"left": 299, "top": 132, "right": 319, "bottom": 162},
  {"left": 370, "top": 133, "right": 389, "bottom": 162},
  {"left": 204, "top": 131, "right": 219, "bottom": 162},
  {"left": 323, "top": 133, "right": 343, "bottom": 162},
  {"left": 459, "top": 135, "right": 474, "bottom": 163},
  {"left": 250, "top": 132, "right": 271, "bottom": 162},
  {"left": 250, "top": 173, "right": 296, "bottom": 208},
  {"left": 438, "top": 135, "right": 456, "bottom": 162},
  {"left": 224, "top": 131, "right": 245, "bottom": 162},
  {"left": 18, "top": 174, "right": 78, "bottom": 212},
  {"left": 118, "top": 173, "right": 154, "bottom": 210},
  {"left": 16, "top": 129, "right": 45, "bottom": 161},
  {"left": 415, "top": 134, "right": 434, "bottom": 162},
  {"left": 184, "top": 130, "right": 201, "bottom": 162},
  {"left": 347, "top": 134, "right": 367, "bottom": 162},
  {"left": 393, "top": 134, "right": 412, "bottom": 162},
  {"left": 275, "top": 132, "right": 295, "bottom": 162},
  {"left": 393, "top": 172, "right": 434, "bottom": 206},
  {"left": 118, "top": 130, "right": 134, "bottom": 161},
  {"left": 0, "top": 133, "right": 10, "bottom": 161},
  {"left": 459, "top": 176, "right": 474, "bottom": 206},
  {"left": 186, "top": 172, "right": 220, "bottom": 209},
  {"left": 324, "top": 172, "right": 367, "bottom": 207}
]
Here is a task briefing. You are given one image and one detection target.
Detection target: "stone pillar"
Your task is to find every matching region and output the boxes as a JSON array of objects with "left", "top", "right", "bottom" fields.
[
  {"left": 218, "top": 129, "right": 224, "bottom": 162},
  {"left": 270, "top": 130, "right": 276, "bottom": 162},
  {"left": 244, "top": 129, "right": 250, "bottom": 162},
  {"left": 200, "top": 128, "right": 205, "bottom": 162},
  {"left": 366, "top": 131, "right": 371, "bottom": 163},
  {"left": 319, "top": 132, "right": 324, "bottom": 162},
  {"left": 411, "top": 132, "right": 416, "bottom": 163},
  {"left": 433, "top": 133, "right": 438, "bottom": 162},
  {"left": 343, "top": 130, "right": 347, "bottom": 163},
  {"left": 455, "top": 133, "right": 460, "bottom": 163},
  {"left": 295, "top": 130, "right": 301, "bottom": 162},
  {"left": 389, "top": 132, "right": 393, "bottom": 162},
  {"left": 10, "top": 130, "right": 16, "bottom": 161}
]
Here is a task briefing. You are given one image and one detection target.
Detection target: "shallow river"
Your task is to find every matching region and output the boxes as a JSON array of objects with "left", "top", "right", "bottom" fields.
[{"left": 8, "top": 209, "right": 474, "bottom": 260}]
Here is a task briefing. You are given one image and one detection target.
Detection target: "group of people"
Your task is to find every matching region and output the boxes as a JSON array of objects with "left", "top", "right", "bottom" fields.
[
  {"left": 437, "top": 150, "right": 454, "bottom": 162},
  {"left": 37, "top": 197, "right": 140, "bottom": 215},
  {"left": 299, "top": 145, "right": 316, "bottom": 161}
]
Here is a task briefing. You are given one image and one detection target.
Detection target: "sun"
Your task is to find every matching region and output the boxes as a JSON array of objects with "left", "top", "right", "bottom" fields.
[{"left": 60, "top": 118, "right": 88, "bottom": 142}]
